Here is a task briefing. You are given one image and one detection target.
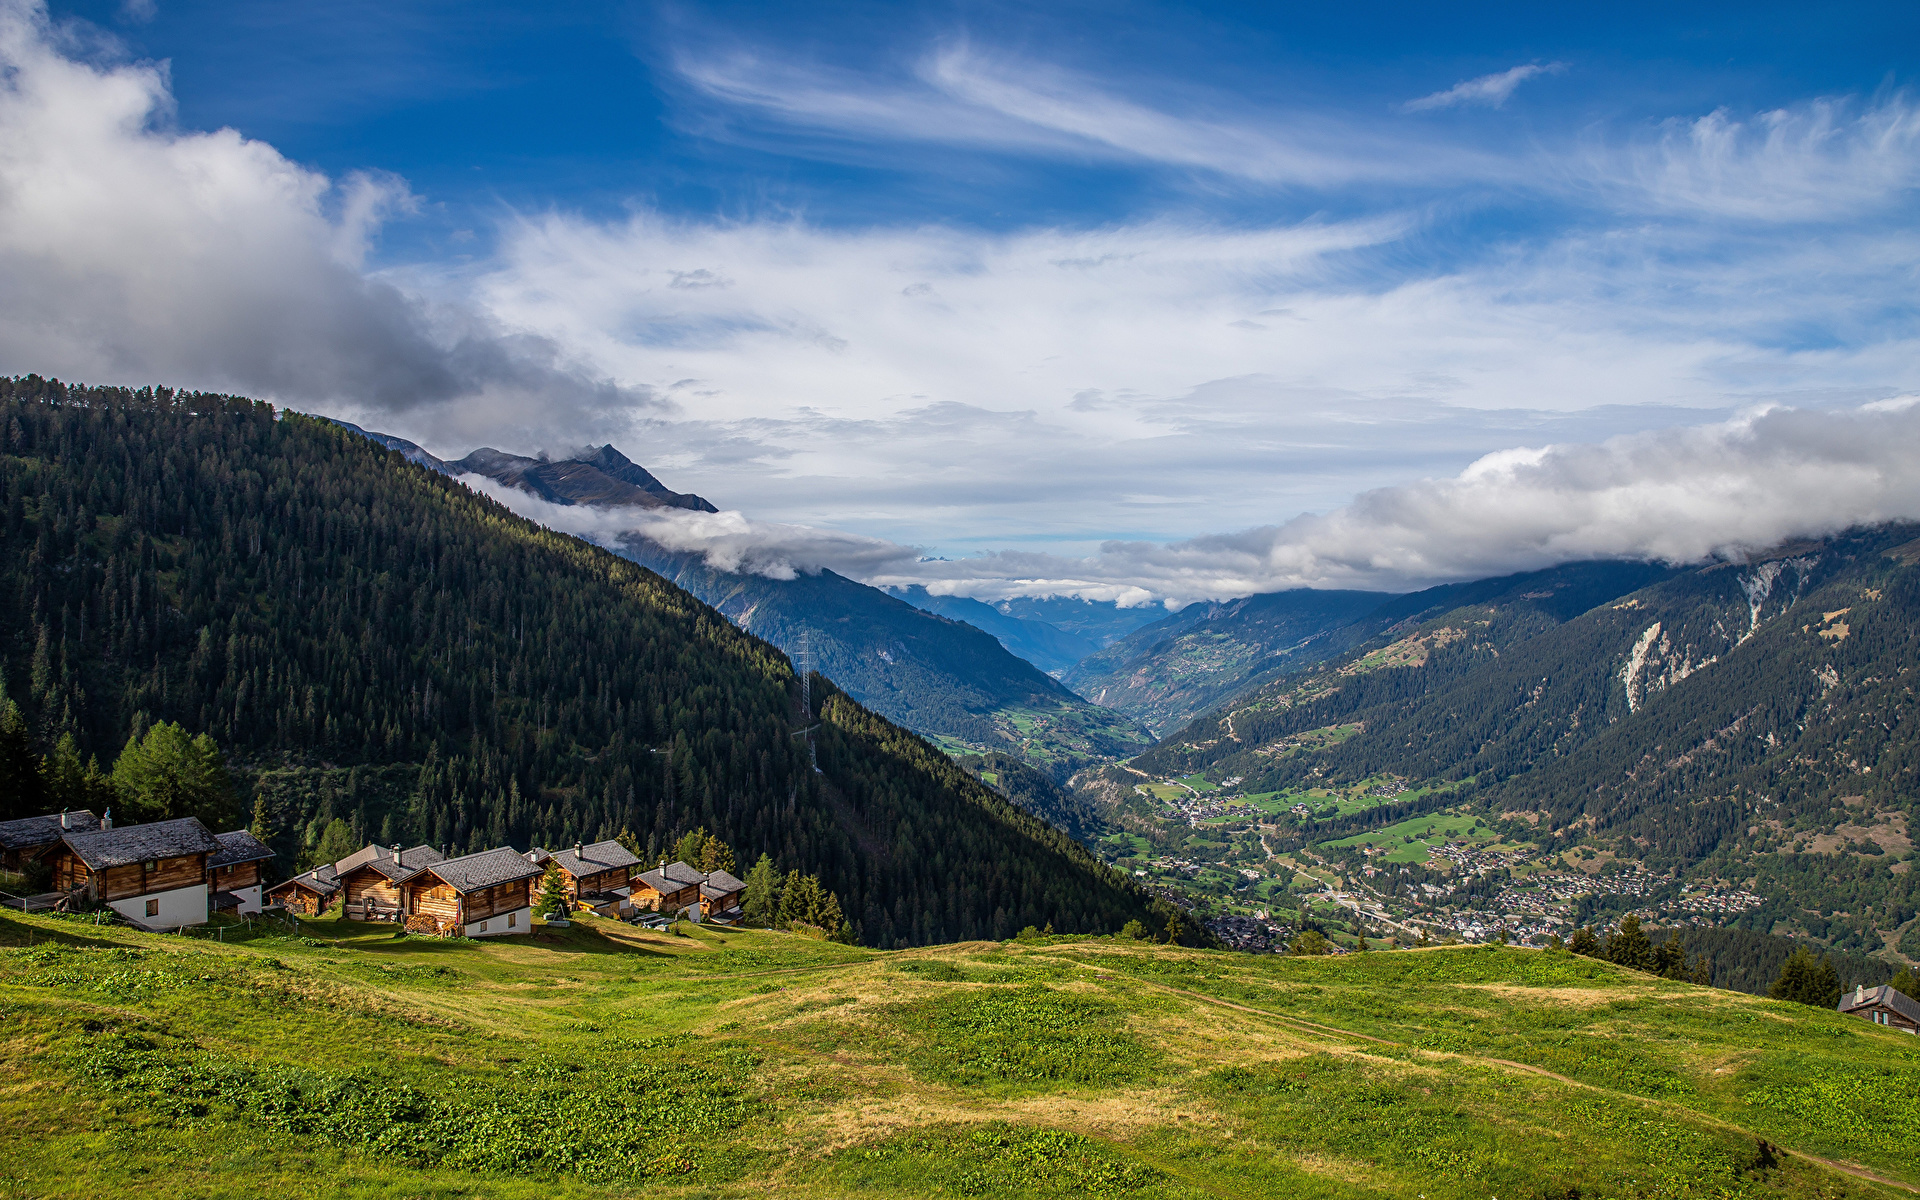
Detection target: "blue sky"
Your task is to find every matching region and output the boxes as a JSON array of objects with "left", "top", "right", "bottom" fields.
[{"left": 9, "top": 1, "right": 1920, "bottom": 599}]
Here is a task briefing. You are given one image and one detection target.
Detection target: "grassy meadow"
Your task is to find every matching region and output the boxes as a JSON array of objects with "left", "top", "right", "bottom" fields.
[{"left": 1, "top": 908, "right": 1916, "bottom": 1199}]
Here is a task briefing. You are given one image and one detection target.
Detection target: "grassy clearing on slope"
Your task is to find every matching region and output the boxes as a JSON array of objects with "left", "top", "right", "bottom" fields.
[{"left": 0, "top": 910, "right": 1911, "bottom": 1199}]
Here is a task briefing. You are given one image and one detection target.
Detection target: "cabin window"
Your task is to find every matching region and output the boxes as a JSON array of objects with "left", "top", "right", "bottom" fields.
[
  {"left": 145, "top": 899, "right": 159, "bottom": 917},
  {"left": 477, "top": 920, "right": 488, "bottom": 933},
  {"left": 142, "top": 860, "right": 157, "bottom": 872},
  {"left": 508, "top": 911, "right": 517, "bottom": 928}
]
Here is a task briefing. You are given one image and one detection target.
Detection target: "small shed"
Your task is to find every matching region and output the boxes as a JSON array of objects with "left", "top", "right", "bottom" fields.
[
  {"left": 1838, "top": 983, "right": 1920, "bottom": 1034},
  {"left": 264, "top": 864, "right": 340, "bottom": 915}
]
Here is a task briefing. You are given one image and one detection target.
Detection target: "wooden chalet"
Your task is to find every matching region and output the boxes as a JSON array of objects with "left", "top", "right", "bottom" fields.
[
  {"left": 205, "top": 830, "right": 275, "bottom": 916},
  {"left": 0, "top": 810, "right": 97, "bottom": 871},
  {"left": 631, "top": 860, "right": 705, "bottom": 913},
  {"left": 524, "top": 839, "right": 644, "bottom": 915},
  {"left": 335, "top": 844, "right": 445, "bottom": 922},
  {"left": 46, "top": 816, "right": 222, "bottom": 929},
  {"left": 700, "top": 869, "right": 747, "bottom": 920},
  {"left": 1838, "top": 983, "right": 1920, "bottom": 1034},
  {"left": 401, "top": 847, "right": 543, "bottom": 937},
  {"left": 265, "top": 863, "right": 339, "bottom": 915}
]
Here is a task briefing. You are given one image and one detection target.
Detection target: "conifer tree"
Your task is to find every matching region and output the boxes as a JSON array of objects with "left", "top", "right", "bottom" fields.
[
  {"left": 0, "top": 689, "right": 44, "bottom": 819},
  {"left": 673, "top": 827, "right": 707, "bottom": 867},
  {"left": 1769, "top": 947, "right": 1842, "bottom": 1007},
  {"left": 742, "top": 854, "right": 778, "bottom": 927},
  {"left": 1605, "top": 915, "right": 1654, "bottom": 971},
  {"left": 111, "top": 721, "right": 237, "bottom": 825},
  {"left": 696, "top": 833, "right": 736, "bottom": 875},
  {"left": 537, "top": 861, "right": 570, "bottom": 919},
  {"left": 1568, "top": 926, "right": 1599, "bottom": 956}
]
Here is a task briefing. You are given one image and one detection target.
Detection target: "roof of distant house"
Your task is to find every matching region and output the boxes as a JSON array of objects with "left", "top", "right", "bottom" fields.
[
  {"left": 531, "top": 839, "right": 643, "bottom": 878},
  {"left": 0, "top": 810, "right": 98, "bottom": 850},
  {"left": 270, "top": 864, "right": 340, "bottom": 895},
  {"left": 636, "top": 860, "right": 704, "bottom": 894},
  {"left": 701, "top": 869, "right": 747, "bottom": 900},
  {"left": 209, "top": 830, "right": 275, "bottom": 869},
  {"left": 334, "top": 842, "right": 443, "bottom": 875},
  {"left": 413, "top": 846, "right": 543, "bottom": 894},
  {"left": 1840, "top": 983, "right": 1920, "bottom": 1026},
  {"left": 60, "top": 817, "right": 222, "bottom": 870}
]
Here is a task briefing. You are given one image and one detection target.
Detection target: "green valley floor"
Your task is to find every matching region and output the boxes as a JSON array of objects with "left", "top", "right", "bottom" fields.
[{"left": 1, "top": 909, "right": 1915, "bottom": 1199}]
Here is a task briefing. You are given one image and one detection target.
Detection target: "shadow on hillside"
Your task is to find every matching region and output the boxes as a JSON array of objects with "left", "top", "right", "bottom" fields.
[{"left": 0, "top": 913, "right": 134, "bottom": 951}]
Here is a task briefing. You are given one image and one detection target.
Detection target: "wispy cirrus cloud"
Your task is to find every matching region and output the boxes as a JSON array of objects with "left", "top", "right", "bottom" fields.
[{"left": 1402, "top": 63, "right": 1564, "bottom": 113}]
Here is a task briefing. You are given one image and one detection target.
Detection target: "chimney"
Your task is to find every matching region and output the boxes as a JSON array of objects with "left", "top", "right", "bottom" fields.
[
  {"left": 101, "top": 809, "right": 113, "bottom": 831},
  {"left": 1856, "top": 983, "right": 1866, "bottom": 1004},
  {"left": 392, "top": 843, "right": 402, "bottom": 863},
  {"left": 575, "top": 842, "right": 584, "bottom": 859}
]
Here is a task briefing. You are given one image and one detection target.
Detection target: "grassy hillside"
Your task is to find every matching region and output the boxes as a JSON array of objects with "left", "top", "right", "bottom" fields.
[
  {"left": 2, "top": 907, "right": 1915, "bottom": 1199},
  {"left": 0, "top": 377, "right": 1155, "bottom": 945}
]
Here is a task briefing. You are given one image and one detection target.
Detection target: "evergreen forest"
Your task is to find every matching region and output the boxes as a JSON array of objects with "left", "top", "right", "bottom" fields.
[{"left": 0, "top": 377, "right": 1163, "bottom": 946}]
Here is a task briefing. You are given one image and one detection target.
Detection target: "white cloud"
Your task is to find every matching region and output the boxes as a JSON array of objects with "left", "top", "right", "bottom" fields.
[
  {"left": 466, "top": 400, "right": 1920, "bottom": 606},
  {"left": 0, "top": 0, "right": 658, "bottom": 446},
  {"left": 1402, "top": 64, "right": 1563, "bottom": 113}
]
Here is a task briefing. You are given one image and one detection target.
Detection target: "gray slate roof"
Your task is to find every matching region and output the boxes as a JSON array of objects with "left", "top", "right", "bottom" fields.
[
  {"left": 636, "top": 860, "right": 704, "bottom": 895},
  {"left": 209, "top": 830, "right": 275, "bottom": 868},
  {"left": 270, "top": 864, "right": 340, "bottom": 896},
  {"left": 333, "top": 842, "right": 443, "bottom": 875},
  {"left": 701, "top": 870, "right": 747, "bottom": 900},
  {"left": 1840, "top": 984, "right": 1920, "bottom": 1026},
  {"left": 0, "top": 810, "right": 98, "bottom": 850},
  {"left": 61, "top": 817, "right": 221, "bottom": 870},
  {"left": 417, "top": 846, "right": 544, "bottom": 894},
  {"left": 538, "top": 839, "right": 643, "bottom": 878}
]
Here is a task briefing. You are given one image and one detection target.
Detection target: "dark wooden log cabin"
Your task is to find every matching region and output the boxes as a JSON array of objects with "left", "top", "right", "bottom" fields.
[
  {"left": 206, "top": 830, "right": 275, "bottom": 915},
  {"left": 700, "top": 869, "right": 747, "bottom": 918},
  {"left": 1838, "top": 983, "right": 1920, "bottom": 1034},
  {"left": 524, "top": 839, "right": 644, "bottom": 914},
  {"left": 0, "top": 810, "right": 97, "bottom": 872},
  {"left": 630, "top": 860, "right": 704, "bottom": 913},
  {"left": 401, "top": 847, "right": 542, "bottom": 936},
  {"left": 264, "top": 864, "right": 339, "bottom": 915},
  {"left": 46, "top": 817, "right": 222, "bottom": 929},
  {"left": 335, "top": 844, "right": 444, "bottom": 921}
]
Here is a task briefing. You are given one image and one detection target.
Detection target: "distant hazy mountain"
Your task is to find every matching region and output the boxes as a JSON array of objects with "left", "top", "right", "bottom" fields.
[
  {"left": 448, "top": 445, "right": 718, "bottom": 512},
  {"left": 886, "top": 586, "right": 1100, "bottom": 676},
  {"left": 1063, "top": 588, "right": 1401, "bottom": 735},
  {"left": 408, "top": 433, "right": 1149, "bottom": 778}
]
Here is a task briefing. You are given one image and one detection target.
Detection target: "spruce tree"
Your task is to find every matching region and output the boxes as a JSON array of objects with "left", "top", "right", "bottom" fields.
[
  {"left": 110, "top": 722, "right": 237, "bottom": 825},
  {"left": 697, "top": 834, "right": 736, "bottom": 875},
  {"left": 742, "top": 854, "right": 778, "bottom": 927},
  {"left": 537, "top": 861, "right": 570, "bottom": 919},
  {"left": 0, "top": 691, "right": 45, "bottom": 819}
]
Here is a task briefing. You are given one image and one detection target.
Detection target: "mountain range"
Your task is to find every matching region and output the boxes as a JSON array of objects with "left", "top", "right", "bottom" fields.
[{"left": 376, "top": 428, "right": 1155, "bottom": 777}]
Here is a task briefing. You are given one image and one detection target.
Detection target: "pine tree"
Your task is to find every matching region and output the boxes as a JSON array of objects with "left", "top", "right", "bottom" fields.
[
  {"left": 742, "top": 853, "right": 778, "bottom": 927},
  {"left": 1606, "top": 915, "right": 1654, "bottom": 971},
  {"left": 673, "top": 827, "right": 707, "bottom": 867},
  {"left": 0, "top": 690, "right": 45, "bottom": 819},
  {"left": 1769, "top": 947, "right": 1841, "bottom": 1007},
  {"left": 537, "top": 861, "right": 570, "bottom": 919},
  {"left": 1568, "top": 926, "right": 1599, "bottom": 956},
  {"left": 111, "top": 722, "right": 237, "bottom": 825}
]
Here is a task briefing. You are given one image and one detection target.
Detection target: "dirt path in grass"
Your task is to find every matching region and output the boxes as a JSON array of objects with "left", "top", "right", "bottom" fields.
[{"left": 1133, "top": 976, "right": 1920, "bottom": 1196}]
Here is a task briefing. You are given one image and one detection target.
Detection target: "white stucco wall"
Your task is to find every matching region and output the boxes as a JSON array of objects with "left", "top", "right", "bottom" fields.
[
  {"left": 466, "top": 905, "right": 532, "bottom": 937},
  {"left": 231, "top": 884, "right": 263, "bottom": 916},
  {"left": 110, "top": 883, "right": 208, "bottom": 930}
]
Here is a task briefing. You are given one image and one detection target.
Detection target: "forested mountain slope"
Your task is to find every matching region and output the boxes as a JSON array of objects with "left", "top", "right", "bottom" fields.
[
  {"left": 0, "top": 376, "right": 1160, "bottom": 946},
  {"left": 887, "top": 584, "right": 1099, "bottom": 676},
  {"left": 1134, "top": 534, "right": 1920, "bottom": 956},
  {"left": 613, "top": 542, "right": 1152, "bottom": 778}
]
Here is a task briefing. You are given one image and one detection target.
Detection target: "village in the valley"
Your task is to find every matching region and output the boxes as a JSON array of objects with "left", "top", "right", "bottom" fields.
[{"left": 1099, "top": 768, "right": 1765, "bottom": 955}]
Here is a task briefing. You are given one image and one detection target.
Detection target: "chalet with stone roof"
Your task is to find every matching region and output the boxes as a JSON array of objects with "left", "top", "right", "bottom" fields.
[
  {"left": 631, "top": 859, "right": 705, "bottom": 913},
  {"left": 700, "top": 868, "right": 747, "bottom": 919},
  {"left": 206, "top": 830, "right": 275, "bottom": 915},
  {"left": 524, "top": 839, "right": 643, "bottom": 914},
  {"left": 401, "top": 847, "right": 543, "bottom": 936},
  {"left": 46, "top": 816, "right": 222, "bottom": 929},
  {"left": 1839, "top": 983, "right": 1920, "bottom": 1034},
  {"left": 0, "top": 810, "right": 97, "bottom": 871},
  {"left": 265, "top": 863, "right": 340, "bottom": 915},
  {"left": 335, "top": 844, "right": 446, "bottom": 921}
]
